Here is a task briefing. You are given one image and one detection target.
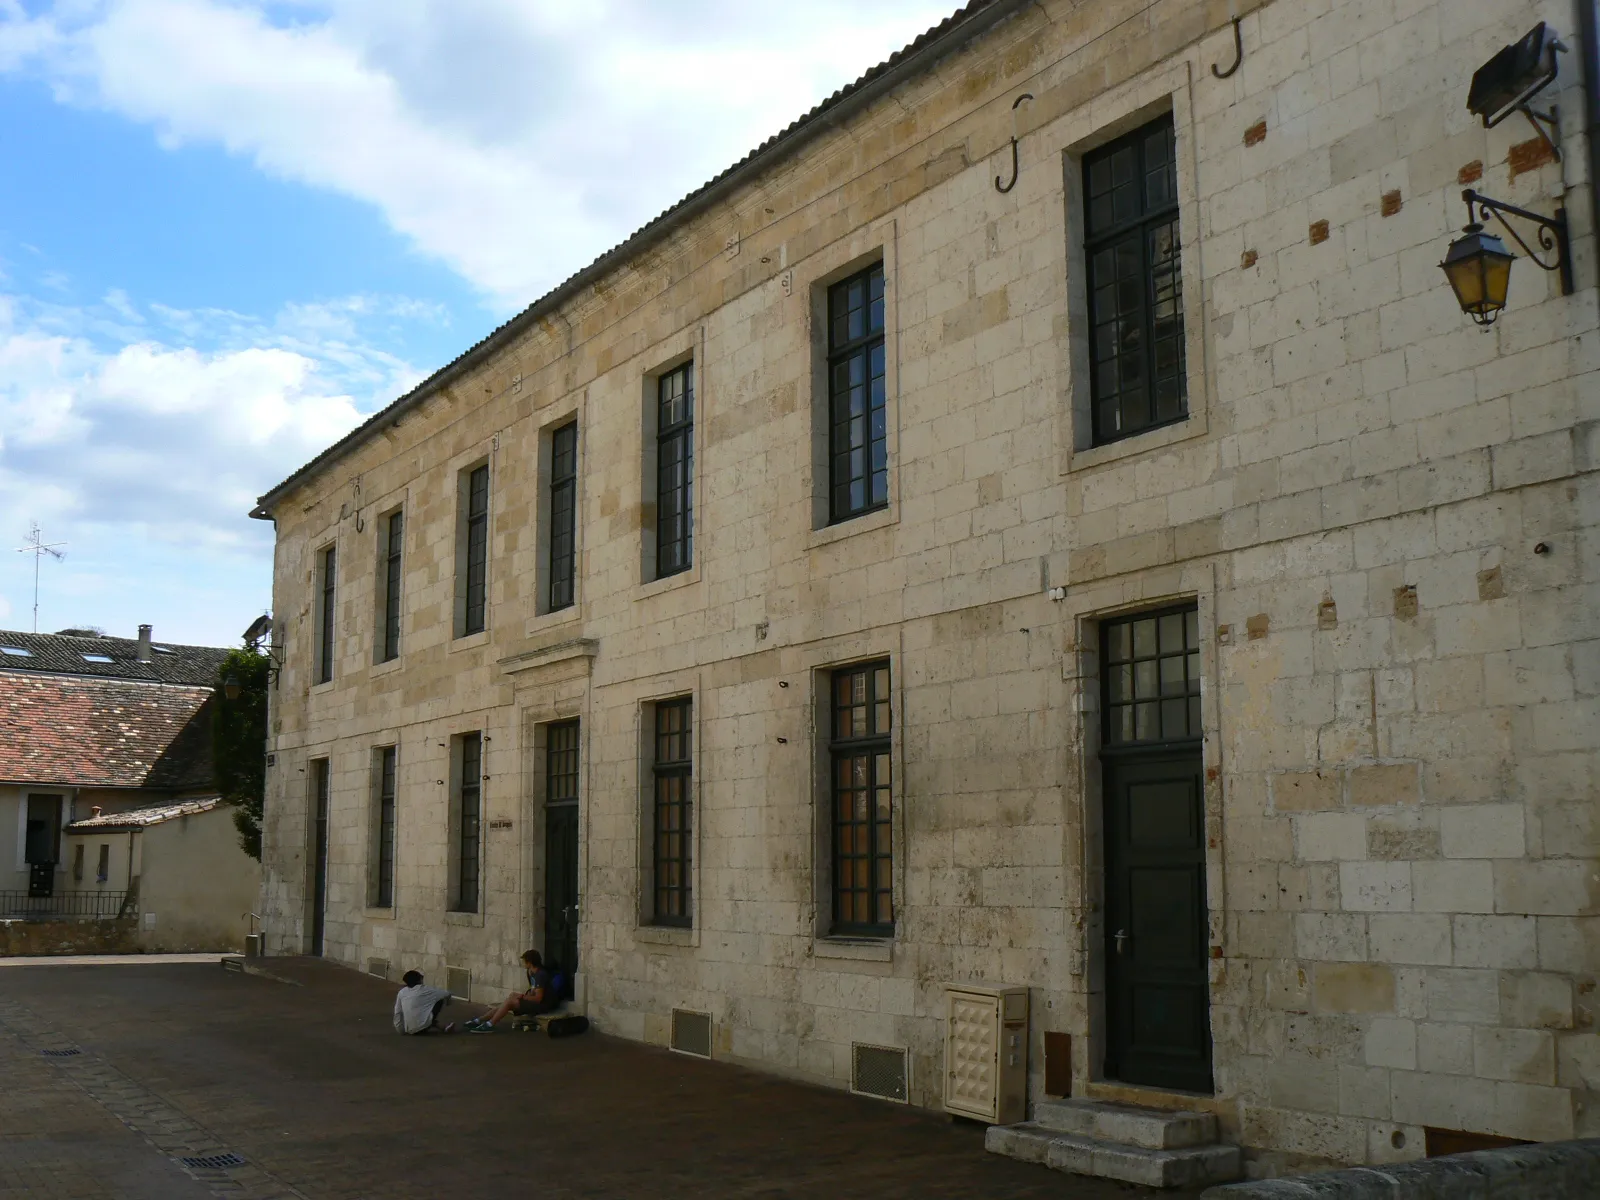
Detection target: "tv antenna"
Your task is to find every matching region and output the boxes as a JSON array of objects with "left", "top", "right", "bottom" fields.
[{"left": 14, "top": 522, "right": 66, "bottom": 634}]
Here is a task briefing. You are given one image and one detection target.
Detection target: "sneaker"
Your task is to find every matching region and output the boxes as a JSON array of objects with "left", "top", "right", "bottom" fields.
[
  {"left": 443, "top": 1022, "right": 457, "bottom": 1034},
  {"left": 465, "top": 1021, "right": 494, "bottom": 1033}
]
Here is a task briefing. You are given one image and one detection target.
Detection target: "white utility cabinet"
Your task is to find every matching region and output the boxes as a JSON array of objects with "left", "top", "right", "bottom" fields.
[{"left": 943, "top": 983, "right": 1029, "bottom": 1124}]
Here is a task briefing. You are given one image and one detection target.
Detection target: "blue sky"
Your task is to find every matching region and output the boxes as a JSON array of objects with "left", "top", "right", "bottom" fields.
[{"left": 0, "top": 0, "right": 957, "bottom": 646}]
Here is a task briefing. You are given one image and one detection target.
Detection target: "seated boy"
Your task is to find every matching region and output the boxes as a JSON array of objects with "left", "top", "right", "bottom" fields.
[
  {"left": 464, "top": 950, "right": 558, "bottom": 1032},
  {"left": 393, "top": 970, "right": 456, "bottom": 1035}
]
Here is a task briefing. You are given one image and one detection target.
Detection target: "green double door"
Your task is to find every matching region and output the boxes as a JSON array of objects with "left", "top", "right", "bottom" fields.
[{"left": 1100, "top": 607, "right": 1212, "bottom": 1093}]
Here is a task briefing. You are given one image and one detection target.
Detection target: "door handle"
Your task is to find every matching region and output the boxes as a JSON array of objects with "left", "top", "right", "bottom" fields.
[{"left": 1113, "top": 929, "right": 1129, "bottom": 956}]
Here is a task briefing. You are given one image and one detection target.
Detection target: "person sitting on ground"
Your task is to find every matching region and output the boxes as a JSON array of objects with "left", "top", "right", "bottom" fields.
[
  {"left": 393, "top": 970, "right": 456, "bottom": 1035},
  {"left": 463, "top": 950, "right": 558, "bottom": 1032}
]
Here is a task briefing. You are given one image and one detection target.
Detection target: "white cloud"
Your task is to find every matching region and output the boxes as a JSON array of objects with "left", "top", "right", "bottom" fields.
[
  {"left": 2, "top": 0, "right": 961, "bottom": 305},
  {"left": 0, "top": 290, "right": 412, "bottom": 552}
]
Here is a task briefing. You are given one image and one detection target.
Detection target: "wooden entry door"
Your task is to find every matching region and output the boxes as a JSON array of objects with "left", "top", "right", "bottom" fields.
[
  {"left": 543, "top": 721, "right": 580, "bottom": 1000},
  {"left": 25, "top": 794, "right": 62, "bottom": 898},
  {"left": 1100, "top": 607, "right": 1212, "bottom": 1093},
  {"left": 310, "top": 759, "right": 329, "bottom": 956}
]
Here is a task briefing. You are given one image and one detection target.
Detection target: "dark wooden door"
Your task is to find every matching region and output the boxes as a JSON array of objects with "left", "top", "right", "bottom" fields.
[
  {"left": 544, "top": 803, "right": 579, "bottom": 1000},
  {"left": 25, "top": 795, "right": 61, "bottom": 898},
  {"left": 310, "top": 760, "right": 329, "bottom": 956},
  {"left": 1101, "top": 607, "right": 1211, "bottom": 1093}
]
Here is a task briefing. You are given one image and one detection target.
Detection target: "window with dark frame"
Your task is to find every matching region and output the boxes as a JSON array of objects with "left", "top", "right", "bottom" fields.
[
  {"left": 826, "top": 264, "right": 887, "bottom": 523},
  {"left": 1101, "top": 605, "right": 1201, "bottom": 747},
  {"left": 381, "top": 510, "right": 403, "bottom": 661},
  {"left": 651, "top": 697, "right": 693, "bottom": 926},
  {"left": 453, "top": 732, "right": 482, "bottom": 912},
  {"left": 96, "top": 843, "right": 109, "bottom": 884},
  {"left": 549, "top": 422, "right": 578, "bottom": 610},
  {"left": 830, "top": 661, "right": 893, "bottom": 937},
  {"left": 316, "top": 545, "right": 336, "bottom": 684},
  {"left": 73, "top": 844, "right": 84, "bottom": 882},
  {"left": 1083, "top": 114, "right": 1186, "bottom": 445},
  {"left": 547, "top": 720, "right": 579, "bottom": 806},
  {"left": 462, "top": 464, "right": 490, "bottom": 635},
  {"left": 375, "top": 746, "right": 396, "bottom": 908},
  {"left": 656, "top": 364, "right": 694, "bottom": 577}
]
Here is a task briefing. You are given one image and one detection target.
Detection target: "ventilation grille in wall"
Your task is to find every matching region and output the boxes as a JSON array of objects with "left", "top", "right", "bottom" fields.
[
  {"left": 852, "top": 1043, "right": 909, "bottom": 1103},
  {"left": 670, "top": 1008, "right": 712, "bottom": 1058},
  {"left": 366, "top": 958, "right": 390, "bottom": 980},
  {"left": 446, "top": 967, "right": 472, "bottom": 1000}
]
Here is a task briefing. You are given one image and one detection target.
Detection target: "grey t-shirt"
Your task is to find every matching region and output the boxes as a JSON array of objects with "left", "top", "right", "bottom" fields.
[{"left": 394, "top": 984, "right": 453, "bottom": 1034}]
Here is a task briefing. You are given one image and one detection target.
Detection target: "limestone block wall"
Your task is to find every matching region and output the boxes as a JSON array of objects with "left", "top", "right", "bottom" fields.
[{"left": 255, "top": 0, "right": 1598, "bottom": 1172}]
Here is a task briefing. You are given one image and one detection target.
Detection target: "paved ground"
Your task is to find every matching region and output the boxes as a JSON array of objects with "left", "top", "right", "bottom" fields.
[{"left": 0, "top": 956, "right": 1192, "bottom": 1199}]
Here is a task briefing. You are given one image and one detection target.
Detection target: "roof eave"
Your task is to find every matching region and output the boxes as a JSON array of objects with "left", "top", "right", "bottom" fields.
[{"left": 249, "top": 0, "right": 1029, "bottom": 519}]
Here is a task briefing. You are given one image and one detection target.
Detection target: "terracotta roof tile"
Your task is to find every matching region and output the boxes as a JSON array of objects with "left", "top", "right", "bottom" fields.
[
  {"left": 0, "top": 674, "right": 217, "bottom": 790},
  {"left": 65, "top": 796, "right": 223, "bottom": 832}
]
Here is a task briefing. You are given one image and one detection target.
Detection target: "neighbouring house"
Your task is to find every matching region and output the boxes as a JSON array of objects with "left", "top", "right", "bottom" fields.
[
  {"left": 249, "top": 0, "right": 1598, "bottom": 1180},
  {"left": 63, "top": 797, "right": 260, "bottom": 951},
  {"left": 0, "top": 625, "right": 260, "bottom": 951}
]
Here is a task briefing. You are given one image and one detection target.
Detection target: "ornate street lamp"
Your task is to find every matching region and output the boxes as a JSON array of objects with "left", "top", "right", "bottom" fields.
[{"left": 1439, "top": 189, "right": 1571, "bottom": 327}]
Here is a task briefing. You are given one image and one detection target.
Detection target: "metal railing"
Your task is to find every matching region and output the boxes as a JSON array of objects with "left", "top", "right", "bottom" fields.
[{"left": 0, "top": 890, "right": 134, "bottom": 919}]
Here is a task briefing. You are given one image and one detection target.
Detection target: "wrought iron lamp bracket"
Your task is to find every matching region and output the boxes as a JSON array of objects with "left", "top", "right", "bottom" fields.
[
  {"left": 1463, "top": 188, "right": 1574, "bottom": 295},
  {"left": 1501, "top": 101, "right": 1562, "bottom": 160}
]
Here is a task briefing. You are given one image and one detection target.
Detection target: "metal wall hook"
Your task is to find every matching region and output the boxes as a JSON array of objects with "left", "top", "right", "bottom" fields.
[
  {"left": 1212, "top": 18, "right": 1243, "bottom": 79},
  {"left": 994, "top": 92, "right": 1034, "bottom": 194}
]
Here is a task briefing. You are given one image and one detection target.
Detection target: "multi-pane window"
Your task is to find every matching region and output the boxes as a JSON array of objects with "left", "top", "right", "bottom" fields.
[
  {"left": 830, "top": 661, "right": 892, "bottom": 936},
  {"left": 651, "top": 698, "right": 693, "bottom": 926},
  {"left": 547, "top": 720, "right": 579, "bottom": 806},
  {"left": 656, "top": 364, "right": 693, "bottom": 577},
  {"left": 96, "top": 843, "right": 109, "bottom": 883},
  {"left": 827, "top": 265, "right": 888, "bottom": 522},
  {"left": 1083, "top": 115, "right": 1186, "bottom": 444},
  {"left": 374, "top": 746, "right": 396, "bottom": 908},
  {"left": 453, "top": 732, "right": 482, "bottom": 912},
  {"left": 316, "top": 545, "right": 336, "bottom": 684},
  {"left": 549, "top": 423, "right": 578, "bottom": 610},
  {"left": 462, "top": 464, "right": 490, "bottom": 636},
  {"left": 1101, "top": 605, "right": 1201, "bottom": 746},
  {"left": 381, "top": 510, "right": 403, "bottom": 661}
]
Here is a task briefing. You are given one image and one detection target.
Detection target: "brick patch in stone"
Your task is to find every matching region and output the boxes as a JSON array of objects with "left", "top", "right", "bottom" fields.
[
  {"left": 1477, "top": 565, "right": 1504, "bottom": 600},
  {"left": 1246, "top": 613, "right": 1270, "bottom": 640},
  {"left": 1381, "top": 189, "right": 1402, "bottom": 217},
  {"left": 1243, "top": 119, "right": 1267, "bottom": 146},
  {"left": 1241, "top": 248, "right": 1258, "bottom": 269},
  {"left": 1309, "top": 219, "right": 1330, "bottom": 245},
  {"left": 1459, "top": 159, "right": 1484, "bottom": 184},
  {"left": 1393, "top": 584, "right": 1418, "bottom": 619},
  {"left": 1509, "top": 135, "right": 1558, "bottom": 180}
]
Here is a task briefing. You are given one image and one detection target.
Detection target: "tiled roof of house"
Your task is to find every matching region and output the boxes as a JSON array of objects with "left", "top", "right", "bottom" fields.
[
  {"left": 0, "top": 674, "right": 217, "bottom": 790},
  {"left": 64, "top": 796, "right": 223, "bottom": 832},
  {"left": 0, "top": 629, "right": 230, "bottom": 687},
  {"left": 252, "top": 0, "right": 1025, "bottom": 518}
]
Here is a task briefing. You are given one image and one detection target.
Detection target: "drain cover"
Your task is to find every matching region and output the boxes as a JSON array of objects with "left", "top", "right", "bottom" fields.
[
  {"left": 40, "top": 1048, "right": 81, "bottom": 1057},
  {"left": 179, "top": 1153, "right": 245, "bottom": 1170}
]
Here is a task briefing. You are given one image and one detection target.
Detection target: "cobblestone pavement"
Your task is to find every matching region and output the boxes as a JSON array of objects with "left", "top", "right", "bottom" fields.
[{"left": 0, "top": 958, "right": 1191, "bottom": 1199}]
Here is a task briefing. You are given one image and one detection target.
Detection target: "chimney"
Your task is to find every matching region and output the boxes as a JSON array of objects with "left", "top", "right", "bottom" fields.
[
  {"left": 136, "top": 624, "right": 153, "bottom": 662},
  {"left": 91, "top": 806, "right": 102, "bottom": 818}
]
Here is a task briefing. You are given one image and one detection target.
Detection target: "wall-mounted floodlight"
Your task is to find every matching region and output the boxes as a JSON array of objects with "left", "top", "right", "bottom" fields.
[{"left": 1467, "top": 22, "right": 1566, "bottom": 157}]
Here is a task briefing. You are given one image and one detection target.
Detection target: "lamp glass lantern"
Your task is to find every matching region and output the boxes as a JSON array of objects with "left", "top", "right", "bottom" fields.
[
  {"left": 223, "top": 672, "right": 242, "bottom": 701},
  {"left": 1439, "top": 224, "right": 1514, "bottom": 326}
]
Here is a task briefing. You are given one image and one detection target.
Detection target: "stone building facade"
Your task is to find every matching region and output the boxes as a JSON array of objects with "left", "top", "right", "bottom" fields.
[{"left": 251, "top": 0, "right": 1600, "bottom": 1173}]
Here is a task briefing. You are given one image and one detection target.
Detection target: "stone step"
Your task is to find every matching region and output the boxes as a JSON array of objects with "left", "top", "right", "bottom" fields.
[
  {"left": 986, "top": 1123, "right": 1241, "bottom": 1190},
  {"left": 1031, "top": 1097, "right": 1217, "bottom": 1149}
]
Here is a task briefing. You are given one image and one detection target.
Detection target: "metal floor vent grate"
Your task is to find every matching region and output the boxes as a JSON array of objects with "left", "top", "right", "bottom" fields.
[
  {"left": 179, "top": 1153, "right": 245, "bottom": 1170},
  {"left": 366, "top": 958, "right": 390, "bottom": 980},
  {"left": 40, "top": 1048, "right": 80, "bottom": 1057},
  {"left": 670, "top": 1008, "right": 712, "bottom": 1058},
  {"left": 445, "top": 967, "right": 471, "bottom": 1000},
  {"left": 852, "top": 1043, "right": 909, "bottom": 1103}
]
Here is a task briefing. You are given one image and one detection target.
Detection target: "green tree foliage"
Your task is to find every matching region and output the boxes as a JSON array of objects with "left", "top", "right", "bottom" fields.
[{"left": 212, "top": 645, "right": 270, "bottom": 860}]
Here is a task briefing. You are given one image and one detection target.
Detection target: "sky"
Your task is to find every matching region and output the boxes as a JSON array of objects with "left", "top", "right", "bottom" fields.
[{"left": 0, "top": 0, "right": 959, "bottom": 647}]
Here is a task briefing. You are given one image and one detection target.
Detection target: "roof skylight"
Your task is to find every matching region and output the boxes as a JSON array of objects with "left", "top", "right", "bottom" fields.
[
  {"left": 83, "top": 654, "right": 115, "bottom": 663},
  {"left": 1, "top": 646, "right": 32, "bottom": 657}
]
